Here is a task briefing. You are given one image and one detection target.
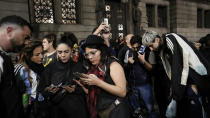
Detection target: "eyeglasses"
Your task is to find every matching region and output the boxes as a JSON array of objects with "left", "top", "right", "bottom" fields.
[{"left": 84, "top": 50, "right": 98, "bottom": 58}]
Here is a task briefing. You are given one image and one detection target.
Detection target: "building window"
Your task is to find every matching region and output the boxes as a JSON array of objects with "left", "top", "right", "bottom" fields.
[
  {"left": 146, "top": 4, "right": 155, "bottom": 27},
  {"left": 61, "top": 0, "right": 80, "bottom": 24},
  {"left": 33, "top": 0, "right": 54, "bottom": 23},
  {"left": 197, "top": 8, "right": 210, "bottom": 28},
  {"left": 197, "top": 8, "right": 203, "bottom": 28},
  {"left": 146, "top": 3, "right": 168, "bottom": 28},
  {"left": 31, "top": 0, "right": 80, "bottom": 24},
  {"left": 204, "top": 10, "right": 210, "bottom": 28},
  {"left": 158, "top": 6, "right": 167, "bottom": 28}
]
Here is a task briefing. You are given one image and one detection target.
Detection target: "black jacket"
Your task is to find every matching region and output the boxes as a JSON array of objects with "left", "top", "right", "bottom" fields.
[{"left": 0, "top": 51, "right": 23, "bottom": 118}]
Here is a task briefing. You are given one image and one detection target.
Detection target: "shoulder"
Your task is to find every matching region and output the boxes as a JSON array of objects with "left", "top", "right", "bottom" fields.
[
  {"left": 109, "top": 60, "right": 122, "bottom": 70},
  {"left": 14, "top": 64, "right": 27, "bottom": 76},
  {"left": 46, "top": 59, "right": 57, "bottom": 68}
]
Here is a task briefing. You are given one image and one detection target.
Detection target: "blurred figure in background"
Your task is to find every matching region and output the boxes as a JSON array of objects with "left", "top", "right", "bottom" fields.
[
  {"left": 199, "top": 34, "right": 210, "bottom": 118},
  {"left": 199, "top": 34, "right": 210, "bottom": 62},
  {"left": 92, "top": 22, "right": 116, "bottom": 56},
  {"left": 42, "top": 33, "right": 57, "bottom": 67}
]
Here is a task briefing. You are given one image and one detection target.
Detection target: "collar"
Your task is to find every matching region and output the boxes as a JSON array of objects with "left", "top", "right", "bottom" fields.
[{"left": 46, "top": 50, "right": 56, "bottom": 56}]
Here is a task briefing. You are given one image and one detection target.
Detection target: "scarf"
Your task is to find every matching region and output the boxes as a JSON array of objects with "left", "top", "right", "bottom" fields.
[{"left": 87, "top": 65, "right": 105, "bottom": 118}]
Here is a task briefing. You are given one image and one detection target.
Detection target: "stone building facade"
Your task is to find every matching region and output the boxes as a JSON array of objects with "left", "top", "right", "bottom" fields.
[{"left": 0, "top": 0, "right": 210, "bottom": 42}]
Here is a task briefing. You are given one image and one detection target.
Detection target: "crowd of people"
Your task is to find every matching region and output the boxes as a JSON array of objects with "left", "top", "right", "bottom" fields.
[{"left": 0, "top": 15, "right": 210, "bottom": 118}]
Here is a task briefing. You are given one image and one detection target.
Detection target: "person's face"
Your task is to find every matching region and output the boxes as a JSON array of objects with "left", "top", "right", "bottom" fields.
[
  {"left": 100, "top": 32, "right": 112, "bottom": 41},
  {"left": 131, "top": 43, "right": 139, "bottom": 52},
  {"left": 193, "top": 42, "right": 201, "bottom": 50},
  {"left": 85, "top": 47, "right": 101, "bottom": 66},
  {"left": 10, "top": 26, "right": 31, "bottom": 52},
  {"left": 57, "top": 43, "right": 71, "bottom": 63},
  {"left": 42, "top": 38, "right": 51, "bottom": 51},
  {"left": 30, "top": 46, "right": 43, "bottom": 64},
  {"left": 148, "top": 37, "right": 160, "bottom": 51}
]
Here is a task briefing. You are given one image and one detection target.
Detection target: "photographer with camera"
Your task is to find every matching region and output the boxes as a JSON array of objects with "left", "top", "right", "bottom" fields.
[
  {"left": 38, "top": 33, "right": 88, "bottom": 118},
  {"left": 127, "top": 35, "right": 157, "bottom": 118},
  {"left": 92, "top": 19, "right": 116, "bottom": 56}
]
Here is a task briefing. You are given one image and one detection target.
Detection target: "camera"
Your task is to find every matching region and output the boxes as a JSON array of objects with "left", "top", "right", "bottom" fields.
[{"left": 138, "top": 45, "right": 146, "bottom": 55}]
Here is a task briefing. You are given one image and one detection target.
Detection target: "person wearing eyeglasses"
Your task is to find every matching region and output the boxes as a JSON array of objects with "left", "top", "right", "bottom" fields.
[{"left": 75, "top": 35, "right": 130, "bottom": 118}]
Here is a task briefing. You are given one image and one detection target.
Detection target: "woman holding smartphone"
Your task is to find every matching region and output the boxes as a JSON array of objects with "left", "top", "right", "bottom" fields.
[
  {"left": 14, "top": 40, "right": 44, "bottom": 118},
  {"left": 38, "top": 34, "right": 88, "bottom": 118},
  {"left": 76, "top": 35, "right": 130, "bottom": 118}
]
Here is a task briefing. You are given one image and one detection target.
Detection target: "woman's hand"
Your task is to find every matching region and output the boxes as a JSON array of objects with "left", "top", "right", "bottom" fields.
[
  {"left": 74, "top": 79, "right": 84, "bottom": 87},
  {"left": 74, "top": 79, "right": 88, "bottom": 94},
  {"left": 80, "top": 74, "right": 101, "bottom": 86},
  {"left": 45, "top": 84, "right": 60, "bottom": 94},
  {"left": 62, "top": 85, "right": 76, "bottom": 93}
]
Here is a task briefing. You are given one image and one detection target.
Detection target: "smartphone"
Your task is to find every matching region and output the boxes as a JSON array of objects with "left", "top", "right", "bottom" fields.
[
  {"left": 138, "top": 45, "right": 146, "bottom": 55},
  {"left": 73, "top": 72, "right": 86, "bottom": 79},
  {"left": 103, "top": 18, "right": 109, "bottom": 32},
  {"left": 104, "top": 18, "right": 108, "bottom": 26},
  {"left": 51, "top": 83, "right": 62, "bottom": 89}
]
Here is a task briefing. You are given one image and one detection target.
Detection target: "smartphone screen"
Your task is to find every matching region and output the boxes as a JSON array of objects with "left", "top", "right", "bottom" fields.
[
  {"left": 104, "top": 18, "right": 108, "bottom": 26},
  {"left": 103, "top": 18, "right": 110, "bottom": 33},
  {"left": 138, "top": 45, "right": 146, "bottom": 55}
]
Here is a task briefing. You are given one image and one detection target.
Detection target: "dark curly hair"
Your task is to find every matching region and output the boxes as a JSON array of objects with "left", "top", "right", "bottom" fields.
[{"left": 57, "top": 33, "right": 75, "bottom": 48}]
